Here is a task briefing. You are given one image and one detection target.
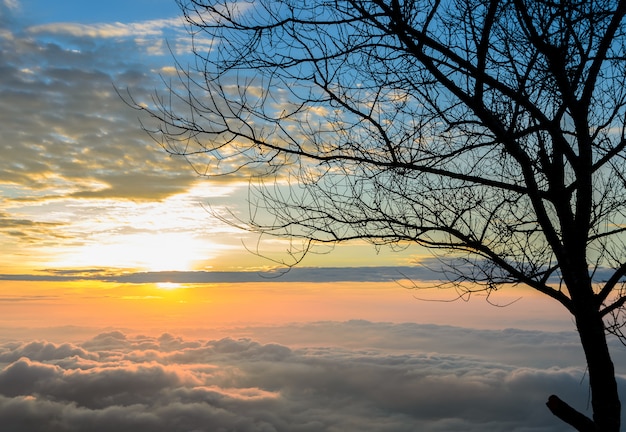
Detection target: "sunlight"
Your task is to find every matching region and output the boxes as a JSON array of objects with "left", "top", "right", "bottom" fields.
[
  {"left": 49, "top": 232, "right": 213, "bottom": 271},
  {"left": 156, "top": 282, "right": 182, "bottom": 290}
]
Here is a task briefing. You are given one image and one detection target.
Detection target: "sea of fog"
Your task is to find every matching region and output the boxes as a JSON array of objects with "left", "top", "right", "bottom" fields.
[{"left": 0, "top": 320, "right": 624, "bottom": 432}]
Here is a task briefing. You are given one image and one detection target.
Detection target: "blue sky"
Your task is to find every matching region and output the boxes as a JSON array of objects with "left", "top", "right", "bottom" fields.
[{"left": 17, "top": 0, "right": 180, "bottom": 23}]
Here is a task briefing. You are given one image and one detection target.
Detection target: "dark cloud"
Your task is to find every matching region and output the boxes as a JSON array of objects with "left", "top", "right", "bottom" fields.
[
  {"left": 0, "top": 265, "right": 447, "bottom": 283},
  {"left": 105, "top": 265, "right": 445, "bottom": 283},
  {"left": 0, "top": 321, "right": 622, "bottom": 431},
  {"left": 0, "top": 211, "right": 67, "bottom": 243},
  {"left": 1, "top": 262, "right": 621, "bottom": 286}
]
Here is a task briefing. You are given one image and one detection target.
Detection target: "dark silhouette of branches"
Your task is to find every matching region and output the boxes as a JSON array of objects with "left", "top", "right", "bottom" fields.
[{"left": 129, "top": 1, "right": 626, "bottom": 430}]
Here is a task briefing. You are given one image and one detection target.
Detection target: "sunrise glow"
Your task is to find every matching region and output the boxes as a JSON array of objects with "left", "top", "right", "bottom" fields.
[
  {"left": 0, "top": 1, "right": 621, "bottom": 431},
  {"left": 156, "top": 282, "right": 183, "bottom": 290}
]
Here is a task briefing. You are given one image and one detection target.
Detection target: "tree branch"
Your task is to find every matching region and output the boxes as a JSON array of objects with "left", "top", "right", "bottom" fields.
[{"left": 546, "top": 395, "right": 595, "bottom": 432}]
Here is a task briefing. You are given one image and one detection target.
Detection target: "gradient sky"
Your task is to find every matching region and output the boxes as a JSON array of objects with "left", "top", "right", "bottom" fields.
[
  {"left": 0, "top": 0, "right": 594, "bottom": 337},
  {"left": 0, "top": 0, "right": 429, "bottom": 277},
  {"left": 0, "top": 0, "right": 479, "bottom": 328},
  {"left": 0, "top": 0, "right": 580, "bottom": 329},
  {"left": 0, "top": 2, "right": 621, "bottom": 430}
]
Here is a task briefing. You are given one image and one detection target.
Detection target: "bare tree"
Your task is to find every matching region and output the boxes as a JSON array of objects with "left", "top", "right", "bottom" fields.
[{"left": 135, "top": 0, "right": 626, "bottom": 430}]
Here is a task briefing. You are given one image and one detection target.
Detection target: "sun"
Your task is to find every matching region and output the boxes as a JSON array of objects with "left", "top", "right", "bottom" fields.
[{"left": 156, "top": 282, "right": 182, "bottom": 290}]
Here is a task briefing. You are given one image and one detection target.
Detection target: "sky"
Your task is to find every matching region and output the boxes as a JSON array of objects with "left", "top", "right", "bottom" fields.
[
  {"left": 0, "top": 0, "right": 578, "bottom": 330},
  {"left": 0, "top": 1, "right": 624, "bottom": 431},
  {"left": 0, "top": 0, "right": 433, "bottom": 281}
]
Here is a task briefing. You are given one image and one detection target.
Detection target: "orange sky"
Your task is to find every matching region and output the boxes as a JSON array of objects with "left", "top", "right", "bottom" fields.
[{"left": 0, "top": 279, "right": 574, "bottom": 339}]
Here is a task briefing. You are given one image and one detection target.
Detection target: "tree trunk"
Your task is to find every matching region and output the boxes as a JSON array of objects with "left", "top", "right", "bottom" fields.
[
  {"left": 574, "top": 307, "right": 621, "bottom": 431},
  {"left": 547, "top": 301, "right": 621, "bottom": 431}
]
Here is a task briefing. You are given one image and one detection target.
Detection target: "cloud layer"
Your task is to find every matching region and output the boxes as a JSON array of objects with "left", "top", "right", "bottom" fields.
[
  {"left": 0, "top": 321, "right": 623, "bottom": 431},
  {"left": 0, "top": 265, "right": 447, "bottom": 283}
]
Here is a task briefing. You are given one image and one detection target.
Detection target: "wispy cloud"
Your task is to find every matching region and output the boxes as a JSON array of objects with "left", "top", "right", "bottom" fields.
[
  {"left": 26, "top": 18, "right": 186, "bottom": 39},
  {"left": 2, "top": 0, "right": 18, "bottom": 10},
  {"left": 0, "top": 212, "right": 66, "bottom": 243}
]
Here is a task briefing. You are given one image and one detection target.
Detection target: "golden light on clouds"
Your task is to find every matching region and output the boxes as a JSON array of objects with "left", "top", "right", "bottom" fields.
[{"left": 0, "top": 178, "right": 256, "bottom": 273}]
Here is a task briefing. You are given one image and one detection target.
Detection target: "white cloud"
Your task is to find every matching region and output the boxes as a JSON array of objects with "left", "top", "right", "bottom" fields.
[
  {"left": 24, "top": 16, "right": 191, "bottom": 57},
  {"left": 26, "top": 18, "right": 185, "bottom": 39},
  {"left": 3, "top": 0, "right": 18, "bottom": 10},
  {"left": 0, "top": 321, "right": 622, "bottom": 431}
]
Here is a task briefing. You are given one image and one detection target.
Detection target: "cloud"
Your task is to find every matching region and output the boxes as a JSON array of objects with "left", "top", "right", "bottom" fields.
[
  {"left": 0, "top": 7, "right": 288, "bottom": 272},
  {"left": 0, "top": 211, "right": 67, "bottom": 243},
  {"left": 0, "top": 265, "right": 453, "bottom": 283},
  {"left": 2, "top": 261, "right": 621, "bottom": 287},
  {"left": 25, "top": 16, "right": 192, "bottom": 57},
  {"left": 0, "top": 50, "right": 195, "bottom": 201},
  {"left": 0, "top": 8, "right": 223, "bottom": 270},
  {"left": 0, "top": 321, "right": 620, "bottom": 431},
  {"left": 26, "top": 18, "right": 185, "bottom": 40},
  {"left": 2, "top": 0, "right": 17, "bottom": 10},
  {"left": 0, "top": 7, "right": 201, "bottom": 205}
]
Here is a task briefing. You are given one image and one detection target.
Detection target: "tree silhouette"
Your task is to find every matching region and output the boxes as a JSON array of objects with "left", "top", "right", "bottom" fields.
[{"left": 136, "top": 1, "right": 626, "bottom": 430}]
